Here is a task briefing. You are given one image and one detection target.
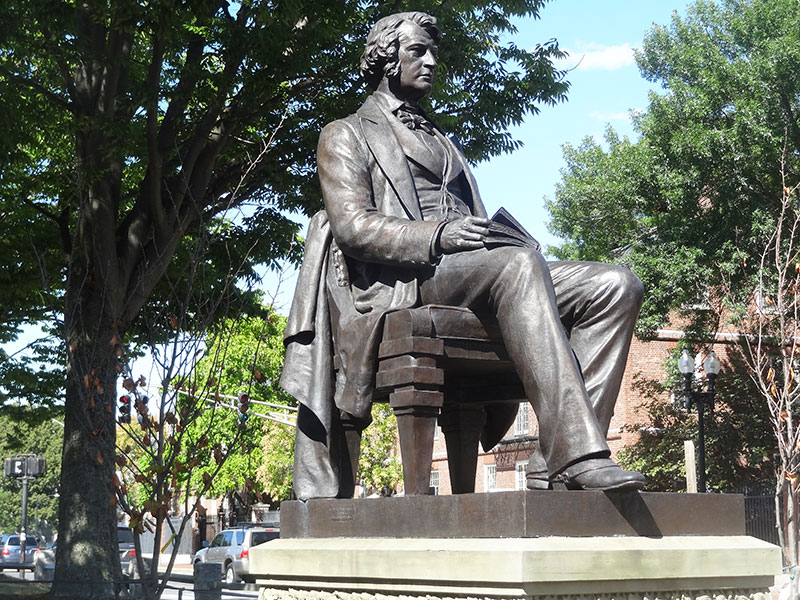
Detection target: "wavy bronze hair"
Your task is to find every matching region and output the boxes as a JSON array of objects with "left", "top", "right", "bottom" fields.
[{"left": 359, "top": 12, "right": 441, "bottom": 90}]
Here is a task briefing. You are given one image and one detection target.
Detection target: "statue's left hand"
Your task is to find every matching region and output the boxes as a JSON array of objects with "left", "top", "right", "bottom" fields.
[{"left": 438, "top": 216, "right": 491, "bottom": 254}]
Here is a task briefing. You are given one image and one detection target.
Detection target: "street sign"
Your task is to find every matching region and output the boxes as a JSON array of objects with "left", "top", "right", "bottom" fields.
[
  {"left": 3, "top": 455, "right": 46, "bottom": 478},
  {"left": 3, "top": 457, "right": 24, "bottom": 477},
  {"left": 26, "top": 456, "right": 46, "bottom": 477}
]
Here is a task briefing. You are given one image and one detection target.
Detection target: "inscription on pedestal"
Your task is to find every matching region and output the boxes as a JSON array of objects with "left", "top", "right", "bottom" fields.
[{"left": 329, "top": 504, "right": 355, "bottom": 522}]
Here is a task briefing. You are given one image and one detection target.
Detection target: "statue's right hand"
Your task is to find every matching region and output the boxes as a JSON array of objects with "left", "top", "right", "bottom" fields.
[{"left": 438, "top": 216, "right": 491, "bottom": 254}]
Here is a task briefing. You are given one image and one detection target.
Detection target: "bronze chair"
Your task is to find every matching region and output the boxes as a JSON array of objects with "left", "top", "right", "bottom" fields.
[{"left": 373, "top": 305, "right": 525, "bottom": 495}]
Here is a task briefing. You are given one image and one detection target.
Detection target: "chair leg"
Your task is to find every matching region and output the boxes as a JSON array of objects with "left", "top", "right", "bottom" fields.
[
  {"left": 439, "top": 404, "right": 486, "bottom": 494},
  {"left": 390, "top": 386, "right": 443, "bottom": 495}
]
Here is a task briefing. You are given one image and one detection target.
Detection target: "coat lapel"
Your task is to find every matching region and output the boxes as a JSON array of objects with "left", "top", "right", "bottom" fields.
[{"left": 357, "top": 96, "right": 422, "bottom": 220}]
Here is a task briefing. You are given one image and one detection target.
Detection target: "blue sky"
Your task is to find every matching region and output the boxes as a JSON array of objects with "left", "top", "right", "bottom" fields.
[{"left": 472, "top": 0, "right": 693, "bottom": 252}]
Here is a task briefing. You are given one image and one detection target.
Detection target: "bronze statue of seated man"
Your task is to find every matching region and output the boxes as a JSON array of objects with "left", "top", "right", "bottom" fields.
[{"left": 280, "top": 11, "right": 645, "bottom": 500}]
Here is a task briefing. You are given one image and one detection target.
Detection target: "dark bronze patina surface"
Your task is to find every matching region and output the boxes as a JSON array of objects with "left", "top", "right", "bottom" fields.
[
  {"left": 281, "top": 11, "right": 646, "bottom": 500},
  {"left": 279, "top": 491, "right": 745, "bottom": 539}
]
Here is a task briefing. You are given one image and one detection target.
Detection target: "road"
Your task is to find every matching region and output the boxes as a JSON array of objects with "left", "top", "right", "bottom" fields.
[
  {"left": 1, "top": 568, "right": 260, "bottom": 600},
  {"left": 161, "top": 579, "right": 259, "bottom": 599}
]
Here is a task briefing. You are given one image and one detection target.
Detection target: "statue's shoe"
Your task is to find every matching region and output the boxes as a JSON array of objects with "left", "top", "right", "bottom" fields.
[
  {"left": 552, "top": 458, "right": 645, "bottom": 492},
  {"left": 525, "top": 469, "right": 551, "bottom": 490}
]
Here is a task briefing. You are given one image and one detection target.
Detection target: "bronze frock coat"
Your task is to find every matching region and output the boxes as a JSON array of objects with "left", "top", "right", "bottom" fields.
[{"left": 280, "top": 93, "right": 519, "bottom": 499}]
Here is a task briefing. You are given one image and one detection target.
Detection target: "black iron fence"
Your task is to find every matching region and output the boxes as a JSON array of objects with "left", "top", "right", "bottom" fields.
[{"left": 743, "top": 491, "right": 780, "bottom": 546}]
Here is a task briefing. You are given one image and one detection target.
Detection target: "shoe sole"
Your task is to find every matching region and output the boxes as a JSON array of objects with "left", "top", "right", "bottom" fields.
[{"left": 564, "top": 478, "right": 645, "bottom": 492}]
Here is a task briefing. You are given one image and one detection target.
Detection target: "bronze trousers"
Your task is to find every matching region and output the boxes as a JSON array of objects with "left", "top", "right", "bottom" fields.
[{"left": 417, "top": 246, "right": 643, "bottom": 476}]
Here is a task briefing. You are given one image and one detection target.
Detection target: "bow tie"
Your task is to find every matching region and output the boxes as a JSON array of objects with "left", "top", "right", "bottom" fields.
[{"left": 396, "top": 105, "right": 435, "bottom": 135}]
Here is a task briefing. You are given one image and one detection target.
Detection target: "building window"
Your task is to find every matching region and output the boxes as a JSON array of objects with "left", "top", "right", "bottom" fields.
[
  {"left": 430, "top": 470, "right": 439, "bottom": 495},
  {"left": 514, "top": 403, "right": 529, "bottom": 436},
  {"left": 515, "top": 460, "right": 529, "bottom": 490},
  {"left": 484, "top": 463, "right": 497, "bottom": 492}
]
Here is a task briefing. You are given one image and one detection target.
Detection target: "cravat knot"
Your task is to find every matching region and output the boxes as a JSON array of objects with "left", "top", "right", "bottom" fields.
[{"left": 396, "top": 105, "right": 435, "bottom": 134}]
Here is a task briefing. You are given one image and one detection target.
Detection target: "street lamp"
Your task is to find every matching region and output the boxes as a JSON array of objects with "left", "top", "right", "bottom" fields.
[{"left": 677, "top": 349, "right": 722, "bottom": 492}]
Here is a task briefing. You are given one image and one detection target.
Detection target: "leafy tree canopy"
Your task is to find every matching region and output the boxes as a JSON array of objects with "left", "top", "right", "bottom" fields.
[
  {"left": 546, "top": 0, "right": 797, "bottom": 494},
  {"left": 0, "top": 0, "right": 568, "bottom": 418},
  {"left": 546, "top": 0, "right": 800, "bottom": 337},
  {"left": 181, "top": 313, "right": 290, "bottom": 502},
  {"left": 0, "top": 1, "right": 570, "bottom": 592}
]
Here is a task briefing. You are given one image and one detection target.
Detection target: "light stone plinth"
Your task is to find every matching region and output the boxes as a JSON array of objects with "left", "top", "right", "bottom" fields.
[{"left": 249, "top": 536, "right": 781, "bottom": 599}]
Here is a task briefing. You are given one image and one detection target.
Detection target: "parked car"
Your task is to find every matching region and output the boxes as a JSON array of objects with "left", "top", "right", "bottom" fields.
[
  {"left": 30, "top": 527, "right": 136, "bottom": 580},
  {"left": 117, "top": 526, "right": 136, "bottom": 576},
  {"left": 0, "top": 534, "right": 40, "bottom": 566},
  {"left": 193, "top": 524, "right": 279, "bottom": 584},
  {"left": 232, "top": 525, "right": 279, "bottom": 583}
]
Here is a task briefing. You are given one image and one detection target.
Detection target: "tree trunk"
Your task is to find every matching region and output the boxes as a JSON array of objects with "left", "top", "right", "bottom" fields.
[
  {"left": 785, "top": 485, "right": 800, "bottom": 599},
  {"left": 52, "top": 263, "right": 122, "bottom": 599}
]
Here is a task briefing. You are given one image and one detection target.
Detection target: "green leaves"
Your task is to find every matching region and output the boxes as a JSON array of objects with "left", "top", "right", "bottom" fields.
[
  {"left": 357, "top": 404, "right": 403, "bottom": 494},
  {"left": 180, "top": 313, "right": 292, "bottom": 501},
  {"left": 0, "top": 413, "right": 63, "bottom": 534},
  {"left": 0, "top": 0, "right": 569, "bottom": 422},
  {"left": 547, "top": 0, "right": 797, "bottom": 496},
  {"left": 547, "top": 0, "right": 800, "bottom": 339}
]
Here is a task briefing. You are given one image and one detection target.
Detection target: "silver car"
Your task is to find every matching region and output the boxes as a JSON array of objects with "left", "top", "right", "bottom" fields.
[
  {"left": 232, "top": 526, "right": 279, "bottom": 583},
  {"left": 194, "top": 525, "right": 279, "bottom": 584},
  {"left": 0, "top": 534, "right": 40, "bottom": 566}
]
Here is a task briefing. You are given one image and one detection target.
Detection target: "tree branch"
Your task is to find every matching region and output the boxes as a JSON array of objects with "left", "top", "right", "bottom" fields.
[
  {"left": 157, "top": 34, "right": 205, "bottom": 153},
  {"left": 0, "top": 64, "right": 72, "bottom": 110},
  {"left": 145, "top": 32, "right": 166, "bottom": 227}
]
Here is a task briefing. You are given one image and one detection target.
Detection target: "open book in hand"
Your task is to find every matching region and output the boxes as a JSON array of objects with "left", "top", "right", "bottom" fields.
[{"left": 485, "top": 207, "right": 541, "bottom": 253}]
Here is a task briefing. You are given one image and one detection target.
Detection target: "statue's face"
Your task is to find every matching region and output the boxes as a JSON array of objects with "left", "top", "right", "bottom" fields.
[{"left": 394, "top": 20, "right": 437, "bottom": 102}]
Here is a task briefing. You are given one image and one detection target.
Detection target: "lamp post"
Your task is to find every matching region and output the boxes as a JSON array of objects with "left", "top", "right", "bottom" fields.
[{"left": 677, "top": 349, "right": 722, "bottom": 492}]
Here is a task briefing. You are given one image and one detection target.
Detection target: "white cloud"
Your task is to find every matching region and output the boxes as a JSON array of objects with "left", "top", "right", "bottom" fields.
[
  {"left": 588, "top": 110, "right": 632, "bottom": 122},
  {"left": 557, "top": 43, "right": 636, "bottom": 71}
]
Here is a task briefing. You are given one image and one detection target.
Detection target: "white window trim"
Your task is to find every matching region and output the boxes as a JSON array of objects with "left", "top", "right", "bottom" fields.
[
  {"left": 484, "top": 463, "right": 497, "bottom": 492},
  {"left": 429, "top": 470, "right": 439, "bottom": 495},
  {"left": 515, "top": 460, "right": 529, "bottom": 490}
]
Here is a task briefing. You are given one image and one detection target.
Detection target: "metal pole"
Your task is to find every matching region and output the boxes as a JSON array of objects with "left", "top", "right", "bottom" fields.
[
  {"left": 696, "top": 395, "right": 707, "bottom": 493},
  {"left": 20, "top": 474, "right": 29, "bottom": 563}
]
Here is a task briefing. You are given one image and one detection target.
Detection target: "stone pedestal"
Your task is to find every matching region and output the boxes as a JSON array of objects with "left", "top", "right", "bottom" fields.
[{"left": 248, "top": 491, "right": 782, "bottom": 600}]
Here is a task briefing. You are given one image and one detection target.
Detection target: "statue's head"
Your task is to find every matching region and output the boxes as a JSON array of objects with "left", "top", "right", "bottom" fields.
[{"left": 360, "top": 12, "right": 441, "bottom": 94}]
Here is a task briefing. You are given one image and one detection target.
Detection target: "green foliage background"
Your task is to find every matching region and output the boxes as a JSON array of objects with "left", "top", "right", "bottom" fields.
[
  {"left": 357, "top": 404, "right": 404, "bottom": 495},
  {"left": 0, "top": 413, "right": 62, "bottom": 538},
  {"left": 180, "top": 313, "right": 291, "bottom": 503},
  {"left": 547, "top": 0, "right": 800, "bottom": 338},
  {"left": 546, "top": 0, "right": 798, "bottom": 490}
]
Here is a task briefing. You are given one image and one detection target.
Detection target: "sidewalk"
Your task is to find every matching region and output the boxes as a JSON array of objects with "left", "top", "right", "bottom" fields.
[{"left": 158, "top": 553, "right": 194, "bottom": 577}]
